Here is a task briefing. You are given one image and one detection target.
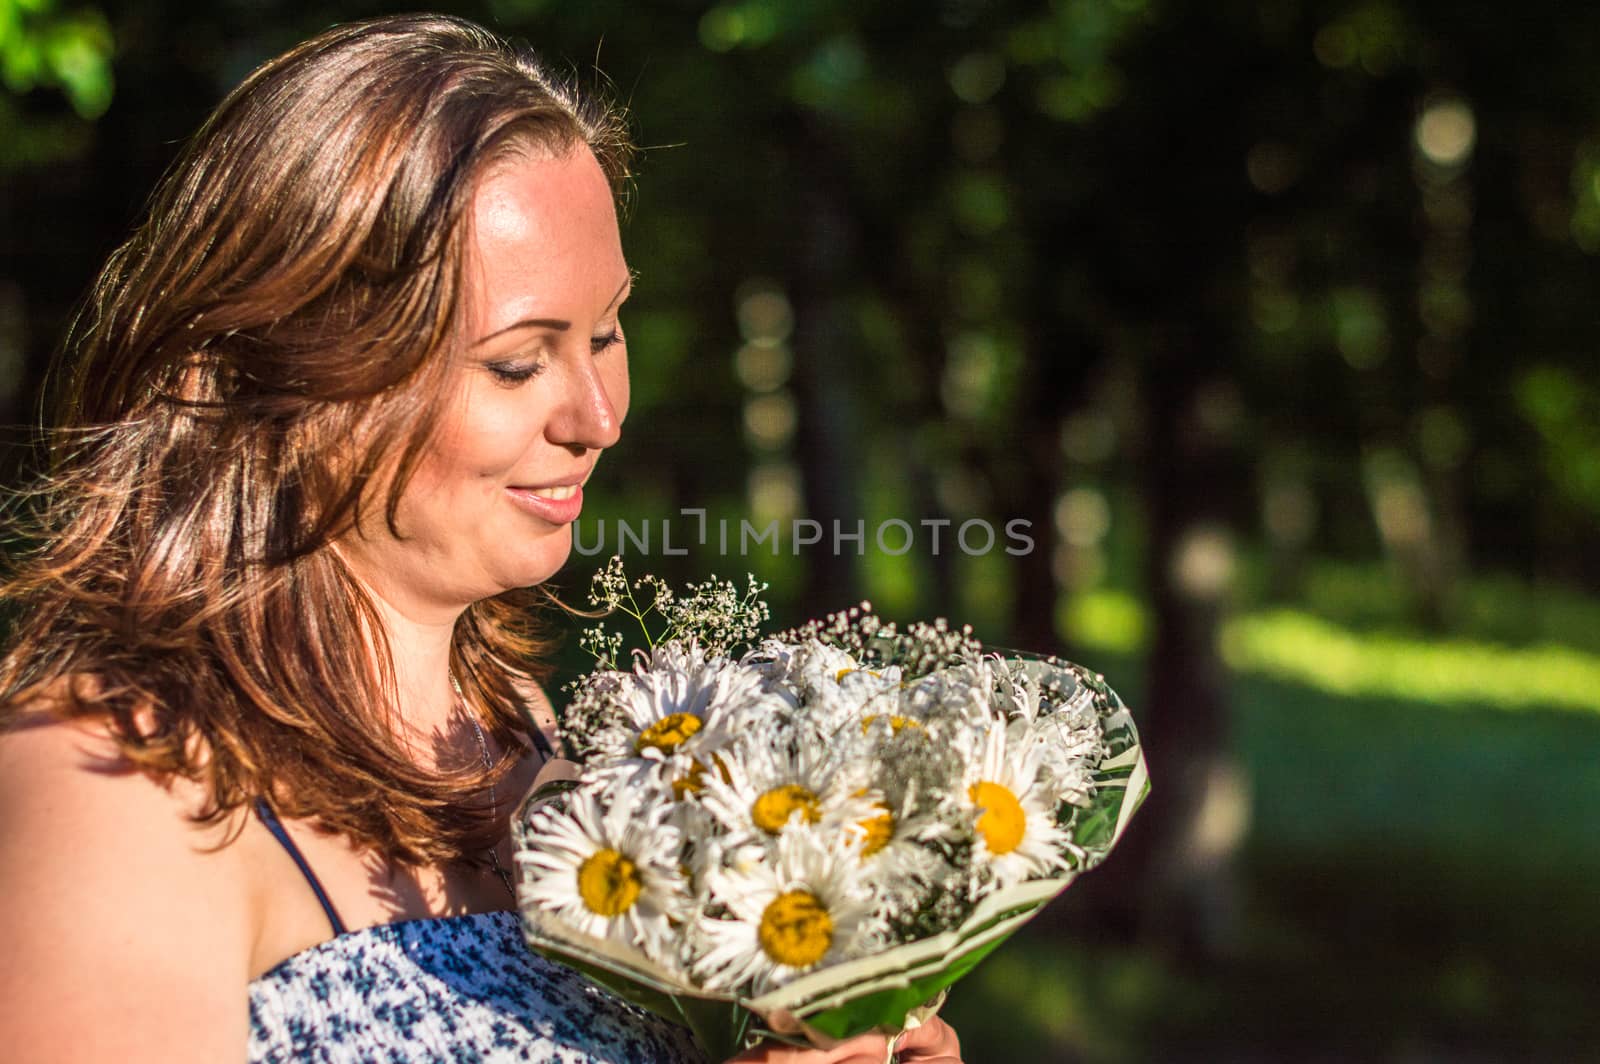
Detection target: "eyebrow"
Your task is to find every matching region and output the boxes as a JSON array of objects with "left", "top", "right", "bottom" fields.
[{"left": 473, "top": 272, "right": 637, "bottom": 347}]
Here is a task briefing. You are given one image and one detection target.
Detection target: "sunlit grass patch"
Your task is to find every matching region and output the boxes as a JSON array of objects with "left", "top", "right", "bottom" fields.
[
  {"left": 1224, "top": 610, "right": 1600, "bottom": 715},
  {"left": 1061, "top": 588, "right": 1600, "bottom": 716}
]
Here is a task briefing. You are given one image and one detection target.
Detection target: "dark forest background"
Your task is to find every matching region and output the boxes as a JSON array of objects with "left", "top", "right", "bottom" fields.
[{"left": 4, "top": 0, "right": 1600, "bottom": 1059}]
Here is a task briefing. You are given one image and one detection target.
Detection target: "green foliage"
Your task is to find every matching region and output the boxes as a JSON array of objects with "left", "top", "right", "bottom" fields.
[
  {"left": 1566, "top": 139, "right": 1600, "bottom": 252},
  {"left": 0, "top": 0, "right": 113, "bottom": 118},
  {"left": 1516, "top": 365, "right": 1600, "bottom": 517}
]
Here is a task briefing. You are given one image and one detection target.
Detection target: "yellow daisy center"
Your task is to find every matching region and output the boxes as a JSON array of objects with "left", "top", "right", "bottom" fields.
[
  {"left": 859, "top": 714, "right": 921, "bottom": 735},
  {"left": 670, "top": 754, "right": 731, "bottom": 800},
  {"left": 671, "top": 759, "right": 708, "bottom": 799},
  {"left": 758, "top": 890, "right": 834, "bottom": 968},
  {"left": 635, "top": 712, "right": 702, "bottom": 754},
  {"left": 857, "top": 804, "right": 895, "bottom": 856},
  {"left": 576, "top": 848, "right": 641, "bottom": 917},
  {"left": 968, "top": 781, "right": 1027, "bottom": 855},
  {"left": 750, "top": 784, "right": 821, "bottom": 834},
  {"left": 670, "top": 771, "right": 701, "bottom": 800}
]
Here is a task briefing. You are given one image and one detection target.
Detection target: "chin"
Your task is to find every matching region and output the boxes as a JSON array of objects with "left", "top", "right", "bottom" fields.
[{"left": 499, "top": 531, "right": 574, "bottom": 592}]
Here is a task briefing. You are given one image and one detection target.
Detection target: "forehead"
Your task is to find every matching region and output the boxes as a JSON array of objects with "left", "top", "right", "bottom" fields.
[{"left": 465, "top": 145, "right": 627, "bottom": 325}]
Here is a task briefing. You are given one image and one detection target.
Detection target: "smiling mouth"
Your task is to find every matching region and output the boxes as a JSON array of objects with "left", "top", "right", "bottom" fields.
[{"left": 526, "top": 484, "right": 579, "bottom": 501}]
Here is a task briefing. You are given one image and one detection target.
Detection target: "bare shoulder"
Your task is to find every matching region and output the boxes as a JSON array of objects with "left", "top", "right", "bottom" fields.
[{"left": 0, "top": 709, "right": 252, "bottom": 1062}]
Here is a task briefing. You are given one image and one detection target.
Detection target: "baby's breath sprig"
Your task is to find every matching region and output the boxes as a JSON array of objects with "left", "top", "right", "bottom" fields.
[
  {"left": 577, "top": 556, "right": 771, "bottom": 671},
  {"left": 665, "top": 571, "right": 770, "bottom": 657},
  {"left": 557, "top": 670, "right": 628, "bottom": 761},
  {"left": 577, "top": 556, "right": 667, "bottom": 670},
  {"left": 882, "top": 868, "right": 978, "bottom": 945},
  {"left": 775, "top": 604, "right": 983, "bottom": 680},
  {"left": 577, "top": 624, "right": 625, "bottom": 669}
]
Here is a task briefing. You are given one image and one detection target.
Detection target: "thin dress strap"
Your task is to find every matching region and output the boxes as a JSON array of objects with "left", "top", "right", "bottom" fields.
[
  {"left": 512, "top": 697, "right": 556, "bottom": 761},
  {"left": 253, "top": 798, "right": 347, "bottom": 937}
]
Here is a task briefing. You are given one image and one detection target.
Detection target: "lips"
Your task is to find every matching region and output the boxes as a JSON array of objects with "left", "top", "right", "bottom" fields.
[
  {"left": 506, "top": 483, "right": 584, "bottom": 524},
  {"left": 504, "top": 465, "right": 592, "bottom": 525}
]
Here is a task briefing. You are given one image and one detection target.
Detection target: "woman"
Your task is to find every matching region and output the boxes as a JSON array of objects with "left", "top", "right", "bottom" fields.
[{"left": 0, "top": 14, "right": 959, "bottom": 1064}]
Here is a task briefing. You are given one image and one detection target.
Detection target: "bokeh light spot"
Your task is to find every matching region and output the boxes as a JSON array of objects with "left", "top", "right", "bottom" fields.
[{"left": 1416, "top": 98, "right": 1476, "bottom": 168}]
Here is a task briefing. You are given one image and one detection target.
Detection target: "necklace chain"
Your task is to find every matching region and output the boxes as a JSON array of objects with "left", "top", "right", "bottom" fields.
[{"left": 451, "top": 672, "right": 516, "bottom": 901}]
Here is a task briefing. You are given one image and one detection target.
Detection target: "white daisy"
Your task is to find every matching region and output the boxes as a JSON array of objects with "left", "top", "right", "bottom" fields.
[
  {"left": 1009, "top": 692, "right": 1103, "bottom": 809},
  {"left": 693, "top": 828, "right": 880, "bottom": 994},
  {"left": 516, "top": 784, "right": 691, "bottom": 966},
  {"left": 959, "top": 722, "right": 1073, "bottom": 890},
  {"left": 893, "top": 665, "right": 993, "bottom": 732},
  {"left": 991, "top": 662, "right": 1105, "bottom": 808},
  {"left": 844, "top": 778, "right": 953, "bottom": 897},
  {"left": 844, "top": 685, "right": 935, "bottom": 748},
  {"left": 667, "top": 792, "right": 730, "bottom": 895},
  {"left": 588, "top": 640, "right": 791, "bottom": 794},
  {"left": 992, "top": 658, "right": 1047, "bottom": 721},
  {"left": 738, "top": 636, "right": 804, "bottom": 681},
  {"left": 696, "top": 717, "right": 878, "bottom": 847},
  {"left": 754, "top": 639, "right": 902, "bottom": 708},
  {"left": 838, "top": 720, "right": 962, "bottom": 871}
]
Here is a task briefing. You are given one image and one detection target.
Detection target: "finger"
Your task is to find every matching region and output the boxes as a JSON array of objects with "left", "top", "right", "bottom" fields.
[
  {"left": 890, "top": 1016, "right": 962, "bottom": 1062},
  {"left": 724, "top": 1049, "right": 883, "bottom": 1064},
  {"left": 724, "top": 1034, "right": 891, "bottom": 1064}
]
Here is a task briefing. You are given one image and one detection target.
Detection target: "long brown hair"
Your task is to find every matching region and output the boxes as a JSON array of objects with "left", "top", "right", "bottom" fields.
[{"left": 0, "top": 14, "right": 633, "bottom": 863}]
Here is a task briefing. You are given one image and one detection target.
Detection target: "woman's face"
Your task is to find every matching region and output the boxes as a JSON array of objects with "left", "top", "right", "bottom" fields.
[{"left": 342, "top": 145, "right": 631, "bottom": 619}]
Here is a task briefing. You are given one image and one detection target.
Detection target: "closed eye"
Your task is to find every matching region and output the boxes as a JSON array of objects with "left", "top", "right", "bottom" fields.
[
  {"left": 591, "top": 327, "right": 623, "bottom": 355},
  {"left": 485, "top": 359, "right": 546, "bottom": 385}
]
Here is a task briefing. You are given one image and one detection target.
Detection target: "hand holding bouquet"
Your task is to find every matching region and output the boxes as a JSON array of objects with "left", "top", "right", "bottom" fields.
[{"left": 513, "top": 560, "right": 1147, "bottom": 1060}]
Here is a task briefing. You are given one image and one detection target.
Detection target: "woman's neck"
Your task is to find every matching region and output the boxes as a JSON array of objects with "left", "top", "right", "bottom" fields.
[{"left": 357, "top": 587, "right": 469, "bottom": 763}]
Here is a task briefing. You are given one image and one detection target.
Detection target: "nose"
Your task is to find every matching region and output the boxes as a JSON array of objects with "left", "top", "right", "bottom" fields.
[{"left": 546, "top": 350, "right": 624, "bottom": 453}]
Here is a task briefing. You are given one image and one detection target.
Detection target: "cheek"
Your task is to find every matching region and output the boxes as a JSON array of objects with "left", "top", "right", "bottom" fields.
[{"left": 424, "top": 398, "right": 543, "bottom": 485}]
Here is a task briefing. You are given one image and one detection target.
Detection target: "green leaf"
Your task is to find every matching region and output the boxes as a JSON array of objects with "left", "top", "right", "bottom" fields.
[{"left": 672, "top": 995, "right": 754, "bottom": 1063}]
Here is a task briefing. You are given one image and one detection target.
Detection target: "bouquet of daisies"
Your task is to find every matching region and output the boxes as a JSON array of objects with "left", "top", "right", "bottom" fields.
[{"left": 513, "top": 559, "right": 1147, "bottom": 1060}]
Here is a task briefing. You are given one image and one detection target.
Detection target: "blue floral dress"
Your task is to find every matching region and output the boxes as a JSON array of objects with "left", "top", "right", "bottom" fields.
[
  {"left": 247, "top": 911, "right": 706, "bottom": 1063},
  {"left": 246, "top": 799, "right": 704, "bottom": 1063}
]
